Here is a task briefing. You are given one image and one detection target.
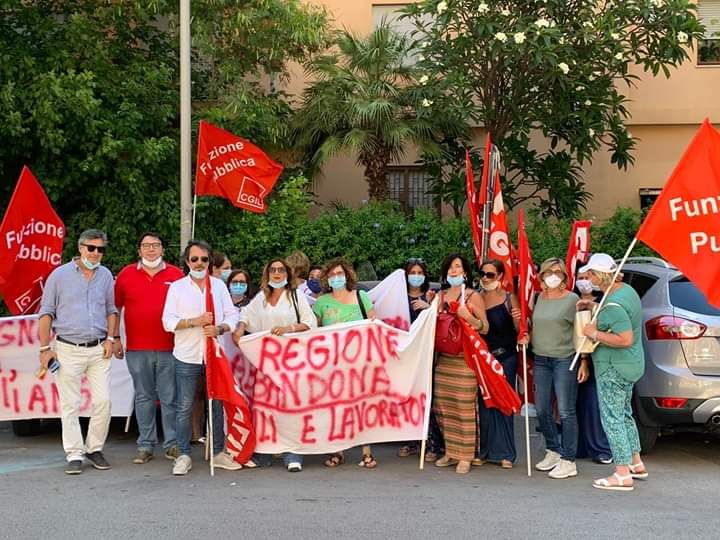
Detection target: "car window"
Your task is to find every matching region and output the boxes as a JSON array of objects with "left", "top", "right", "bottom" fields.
[
  {"left": 624, "top": 272, "right": 658, "bottom": 298},
  {"left": 669, "top": 279, "right": 720, "bottom": 316}
]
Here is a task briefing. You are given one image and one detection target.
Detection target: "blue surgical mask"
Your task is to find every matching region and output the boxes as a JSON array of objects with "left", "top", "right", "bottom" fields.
[
  {"left": 328, "top": 275, "right": 347, "bottom": 291},
  {"left": 307, "top": 278, "right": 322, "bottom": 294},
  {"left": 269, "top": 279, "right": 287, "bottom": 289},
  {"left": 408, "top": 275, "right": 425, "bottom": 288},
  {"left": 81, "top": 257, "right": 100, "bottom": 270},
  {"left": 230, "top": 282, "right": 247, "bottom": 296},
  {"left": 447, "top": 274, "right": 465, "bottom": 287},
  {"left": 189, "top": 269, "right": 207, "bottom": 280},
  {"left": 221, "top": 269, "right": 232, "bottom": 283}
]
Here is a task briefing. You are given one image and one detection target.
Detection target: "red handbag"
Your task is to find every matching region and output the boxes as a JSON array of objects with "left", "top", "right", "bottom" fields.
[{"left": 435, "top": 294, "right": 464, "bottom": 356}]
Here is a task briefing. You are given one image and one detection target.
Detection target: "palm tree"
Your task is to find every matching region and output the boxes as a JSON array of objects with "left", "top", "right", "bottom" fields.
[{"left": 294, "top": 21, "right": 445, "bottom": 201}]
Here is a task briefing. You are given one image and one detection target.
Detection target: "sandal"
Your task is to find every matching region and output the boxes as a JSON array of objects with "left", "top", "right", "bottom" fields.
[
  {"left": 424, "top": 452, "right": 438, "bottom": 462},
  {"left": 455, "top": 460, "right": 471, "bottom": 474},
  {"left": 434, "top": 455, "right": 458, "bottom": 468},
  {"left": 358, "top": 454, "right": 377, "bottom": 469},
  {"left": 500, "top": 459, "right": 513, "bottom": 469},
  {"left": 628, "top": 461, "right": 649, "bottom": 480},
  {"left": 324, "top": 453, "right": 345, "bottom": 468},
  {"left": 471, "top": 458, "right": 486, "bottom": 467},
  {"left": 397, "top": 445, "right": 418, "bottom": 457},
  {"left": 592, "top": 472, "right": 634, "bottom": 492}
]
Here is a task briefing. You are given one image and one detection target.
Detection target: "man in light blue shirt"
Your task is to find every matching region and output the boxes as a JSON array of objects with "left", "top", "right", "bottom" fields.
[{"left": 38, "top": 229, "right": 118, "bottom": 475}]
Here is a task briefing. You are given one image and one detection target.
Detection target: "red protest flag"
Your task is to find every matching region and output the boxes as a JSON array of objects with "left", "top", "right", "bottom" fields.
[
  {"left": 458, "top": 317, "right": 521, "bottom": 416},
  {"left": 565, "top": 220, "right": 592, "bottom": 291},
  {"left": 204, "top": 276, "right": 256, "bottom": 464},
  {"left": 636, "top": 119, "right": 720, "bottom": 307},
  {"left": 465, "top": 150, "right": 484, "bottom": 268},
  {"left": 487, "top": 171, "right": 515, "bottom": 292},
  {"left": 0, "top": 167, "right": 65, "bottom": 315},
  {"left": 517, "top": 209, "right": 539, "bottom": 340},
  {"left": 195, "top": 120, "right": 284, "bottom": 214}
]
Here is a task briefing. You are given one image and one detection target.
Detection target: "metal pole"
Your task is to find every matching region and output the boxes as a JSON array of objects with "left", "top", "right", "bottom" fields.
[
  {"left": 179, "top": 0, "right": 192, "bottom": 253},
  {"left": 522, "top": 344, "right": 532, "bottom": 477}
]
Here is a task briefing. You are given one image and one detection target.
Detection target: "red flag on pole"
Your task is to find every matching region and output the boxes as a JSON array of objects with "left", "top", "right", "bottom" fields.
[
  {"left": 487, "top": 171, "right": 516, "bottom": 292},
  {"left": 204, "top": 277, "right": 256, "bottom": 464},
  {"left": 458, "top": 317, "right": 521, "bottom": 415},
  {"left": 517, "top": 209, "right": 539, "bottom": 340},
  {"left": 0, "top": 166, "right": 65, "bottom": 315},
  {"left": 195, "top": 120, "right": 284, "bottom": 214},
  {"left": 565, "top": 220, "right": 592, "bottom": 291},
  {"left": 636, "top": 118, "right": 720, "bottom": 308},
  {"left": 465, "top": 150, "right": 483, "bottom": 268},
  {"left": 478, "top": 135, "right": 492, "bottom": 257}
]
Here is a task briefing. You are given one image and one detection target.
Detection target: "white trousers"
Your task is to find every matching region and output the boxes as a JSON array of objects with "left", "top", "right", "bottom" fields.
[{"left": 55, "top": 341, "right": 111, "bottom": 461}]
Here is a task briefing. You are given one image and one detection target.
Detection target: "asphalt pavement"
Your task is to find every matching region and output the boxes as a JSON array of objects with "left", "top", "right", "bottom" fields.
[{"left": 1, "top": 418, "right": 719, "bottom": 540}]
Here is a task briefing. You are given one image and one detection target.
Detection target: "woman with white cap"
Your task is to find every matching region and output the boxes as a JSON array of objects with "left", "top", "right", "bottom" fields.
[{"left": 579, "top": 253, "right": 647, "bottom": 492}]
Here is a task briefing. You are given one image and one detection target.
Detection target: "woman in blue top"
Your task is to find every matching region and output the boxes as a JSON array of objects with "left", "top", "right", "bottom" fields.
[{"left": 580, "top": 253, "right": 648, "bottom": 492}]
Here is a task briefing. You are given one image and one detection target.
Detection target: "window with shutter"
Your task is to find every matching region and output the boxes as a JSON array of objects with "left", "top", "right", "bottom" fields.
[{"left": 698, "top": 0, "right": 720, "bottom": 64}]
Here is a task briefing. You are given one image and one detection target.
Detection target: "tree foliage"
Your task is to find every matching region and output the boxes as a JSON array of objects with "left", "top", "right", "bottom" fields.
[{"left": 405, "top": 0, "right": 704, "bottom": 217}]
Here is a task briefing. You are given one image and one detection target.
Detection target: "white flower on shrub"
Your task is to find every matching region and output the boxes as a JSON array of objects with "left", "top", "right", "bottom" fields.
[
  {"left": 534, "top": 18, "right": 550, "bottom": 28},
  {"left": 558, "top": 62, "right": 570, "bottom": 74},
  {"left": 419, "top": 75, "right": 429, "bottom": 85},
  {"left": 650, "top": 0, "right": 663, "bottom": 7},
  {"left": 585, "top": 99, "right": 592, "bottom": 106},
  {"left": 422, "top": 98, "right": 434, "bottom": 107},
  {"left": 501, "top": 7, "right": 510, "bottom": 16},
  {"left": 421, "top": 41, "right": 430, "bottom": 49},
  {"left": 495, "top": 32, "right": 508, "bottom": 43},
  {"left": 437, "top": 1, "right": 448, "bottom": 15},
  {"left": 559, "top": 36, "right": 565, "bottom": 45},
  {"left": 589, "top": 128, "right": 595, "bottom": 137},
  {"left": 478, "top": 2, "right": 489, "bottom": 14},
  {"left": 615, "top": 52, "right": 624, "bottom": 61},
  {"left": 678, "top": 31, "right": 689, "bottom": 44},
  {"left": 514, "top": 32, "right": 526, "bottom": 44},
  {"left": 611, "top": 32, "right": 620, "bottom": 40}
]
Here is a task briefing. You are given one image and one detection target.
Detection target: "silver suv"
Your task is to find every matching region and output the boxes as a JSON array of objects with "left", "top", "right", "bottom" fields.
[{"left": 622, "top": 257, "right": 720, "bottom": 451}]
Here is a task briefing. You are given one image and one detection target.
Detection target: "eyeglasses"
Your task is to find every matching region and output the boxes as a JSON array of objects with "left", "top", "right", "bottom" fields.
[
  {"left": 189, "top": 256, "right": 209, "bottom": 263},
  {"left": 140, "top": 242, "right": 162, "bottom": 249},
  {"left": 328, "top": 271, "right": 345, "bottom": 278},
  {"left": 269, "top": 267, "right": 287, "bottom": 274},
  {"left": 478, "top": 270, "right": 498, "bottom": 279},
  {"left": 231, "top": 280, "right": 247, "bottom": 285},
  {"left": 81, "top": 244, "right": 106, "bottom": 253},
  {"left": 406, "top": 258, "right": 425, "bottom": 265}
]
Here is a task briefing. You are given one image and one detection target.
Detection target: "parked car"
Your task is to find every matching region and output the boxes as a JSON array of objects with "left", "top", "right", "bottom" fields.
[{"left": 621, "top": 257, "right": 720, "bottom": 452}]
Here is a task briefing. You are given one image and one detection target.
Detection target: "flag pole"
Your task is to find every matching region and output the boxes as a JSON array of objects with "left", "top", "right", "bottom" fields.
[
  {"left": 522, "top": 344, "right": 532, "bottom": 477},
  {"left": 179, "top": 0, "right": 192, "bottom": 251},
  {"left": 208, "top": 397, "right": 215, "bottom": 476},
  {"left": 191, "top": 194, "right": 197, "bottom": 239},
  {"left": 420, "top": 298, "right": 440, "bottom": 470},
  {"left": 569, "top": 237, "right": 638, "bottom": 370}
]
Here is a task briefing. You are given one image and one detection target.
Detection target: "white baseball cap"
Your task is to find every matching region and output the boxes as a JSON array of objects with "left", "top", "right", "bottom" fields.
[{"left": 579, "top": 253, "right": 617, "bottom": 274}]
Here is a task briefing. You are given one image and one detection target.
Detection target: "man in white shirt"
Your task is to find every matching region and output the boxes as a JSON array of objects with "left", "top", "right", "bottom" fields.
[{"left": 162, "top": 240, "right": 240, "bottom": 475}]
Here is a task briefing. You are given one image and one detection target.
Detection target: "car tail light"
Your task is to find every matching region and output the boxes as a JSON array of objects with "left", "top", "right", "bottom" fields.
[
  {"left": 654, "top": 397, "right": 688, "bottom": 409},
  {"left": 645, "top": 316, "right": 706, "bottom": 340}
]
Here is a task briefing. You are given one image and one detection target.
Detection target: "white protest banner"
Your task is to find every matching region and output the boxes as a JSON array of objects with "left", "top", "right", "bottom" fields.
[
  {"left": 366, "top": 268, "right": 411, "bottom": 330},
  {"left": 231, "top": 303, "right": 436, "bottom": 454},
  {"left": 0, "top": 315, "right": 134, "bottom": 420}
]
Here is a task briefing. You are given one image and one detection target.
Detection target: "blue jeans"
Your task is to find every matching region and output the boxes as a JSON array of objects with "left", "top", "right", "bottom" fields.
[
  {"left": 126, "top": 351, "right": 177, "bottom": 452},
  {"left": 534, "top": 355, "right": 579, "bottom": 461},
  {"left": 283, "top": 453, "right": 303, "bottom": 466},
  {"left": 175, "top": 359, "right": 224, "bottom": 456}
]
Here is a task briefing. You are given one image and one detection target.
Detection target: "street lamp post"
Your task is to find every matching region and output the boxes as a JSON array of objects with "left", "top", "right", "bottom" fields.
[{"left": 179, "top": 0, "right": 192, "bottom": 252}]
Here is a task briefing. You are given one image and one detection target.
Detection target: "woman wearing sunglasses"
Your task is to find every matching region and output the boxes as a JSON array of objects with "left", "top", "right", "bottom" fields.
[
  {"left": 312, "top": 258, "right": 377, "bottom": 469},
  {"left": 475, "top": 259, "right": 521, "bottom": 470},
  {"left": 232, "top": 258, "right": 316, "bottom": 472},
  {"left": 519, "top": 257, "right": 586, "bottom": 480}
]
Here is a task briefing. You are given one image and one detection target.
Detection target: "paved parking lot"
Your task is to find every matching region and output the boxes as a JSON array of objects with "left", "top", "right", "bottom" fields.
[{"left": 1, "top": 419, "right": 718, "bottom": 540}]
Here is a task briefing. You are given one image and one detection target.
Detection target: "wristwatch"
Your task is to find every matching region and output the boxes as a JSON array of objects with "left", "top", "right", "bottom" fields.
[{"left": 217, "top": 325, "right": 225, "bottom": 336}]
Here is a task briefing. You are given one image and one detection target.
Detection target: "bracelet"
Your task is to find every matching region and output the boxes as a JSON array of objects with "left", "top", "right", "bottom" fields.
[
  {"left": 217, "top": 325, "right": 225, "bottom": 336},
  {"left": 39, "top": 345, "right": 51, "bottom": 352},
  {"left": 187, "top": 318, "right": 193, "bottom": 328},
  {"left": 106, "top": 336, "right": 115, "bottom": 343}
]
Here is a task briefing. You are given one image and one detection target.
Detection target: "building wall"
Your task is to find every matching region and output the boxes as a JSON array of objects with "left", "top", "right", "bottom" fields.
[{"left": 289, "top": 0, "right": 720, "bottom": 218}]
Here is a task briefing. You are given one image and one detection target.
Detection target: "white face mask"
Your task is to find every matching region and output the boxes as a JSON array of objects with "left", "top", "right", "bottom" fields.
[
  {"left": 543, "top": 274, "right": 563, "bottom": 289},
  {"left": 575, "top": 279, "right": 593, "bottom": 294},
  {"left": 142, "top": 257, "right": 163, "bottom": 269},
  {"left": 482, "top": 280, "right": 500, "bottom": 292}
]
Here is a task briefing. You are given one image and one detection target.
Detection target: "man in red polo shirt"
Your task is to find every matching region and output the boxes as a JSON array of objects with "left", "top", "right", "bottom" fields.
[{"left": 113, "top": 232, "right": 184, "bottom": 464}]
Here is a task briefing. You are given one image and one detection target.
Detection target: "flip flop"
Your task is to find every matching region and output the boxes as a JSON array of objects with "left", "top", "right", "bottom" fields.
[{"left": 324, "top": 453, "right": 345, "bottom": 468}]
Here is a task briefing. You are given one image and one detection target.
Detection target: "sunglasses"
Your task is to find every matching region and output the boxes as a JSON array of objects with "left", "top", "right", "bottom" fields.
[
  {"left": 231, "top": 279, "right": 247, "bottom": 284},
  {"left": 269, "top": 267, "right": 287, "bottom": 274},
  {"left": 189, "top": 256, "right": 209, "bottom": 263},
  {"left": 81, "top": 244, "right": 106, "bottom": 253},
  {"left": 478, "top": 270, "right": 498, "bottom": 279},
  {"left": 406, "top": 257, "right": 425, "bottom": 265}
]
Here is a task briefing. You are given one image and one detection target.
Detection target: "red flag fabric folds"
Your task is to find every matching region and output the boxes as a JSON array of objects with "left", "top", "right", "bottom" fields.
[
  {"left": 636, "top": 119, "right": 720, "bottom": 308},
  {"left": 465, "top": 150, "right": 484, "bottom": 268},
  {"left": 487, "top": 172, "right": 516, "bottom": 292},
  {"left": 204, "top": 276, "right": 256, "bottom": 463},
  {"left": 517, "top": 209, "right": 540, "bottom": 340},
  {"left": 195, "top": 120, "right": 284, "bottom": 214},
  {"left": 565, "top": 220, "right": 592, "bottom": 291},
  {"left": 0, "top": 166, "right": 65, "bottom": 315}
]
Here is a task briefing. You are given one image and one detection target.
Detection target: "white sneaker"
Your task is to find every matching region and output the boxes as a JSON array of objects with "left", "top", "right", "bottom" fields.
[
  {"left": 172, "top": 455, "right": 192, "bottom": 476},
  {"left": 548, "top": 459, "right": 578, "bottom": 479},
  {"left": 213, "top": 451, "right": 243, "bottom": 471},
  {"left": 287, "top": 461, "right": 302, "bottom": 472},
  {"left": 535, "top": 450, "right": 561, "bottom": 471}
]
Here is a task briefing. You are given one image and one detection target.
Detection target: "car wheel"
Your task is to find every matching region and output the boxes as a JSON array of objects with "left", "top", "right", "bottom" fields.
[
  {"left": 636, "top": 419, "right": 658, "bottom": 454},
  {"left": 11, "top": 419, "right": 42, "bottom": 437}
]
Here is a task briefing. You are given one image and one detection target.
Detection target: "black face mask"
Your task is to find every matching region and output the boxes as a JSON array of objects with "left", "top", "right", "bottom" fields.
[{"left": 307, "top": 278, "right": 322, "bottom": 294}]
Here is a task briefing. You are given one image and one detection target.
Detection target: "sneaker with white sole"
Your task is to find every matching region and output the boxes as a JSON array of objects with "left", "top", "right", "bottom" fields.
[
  {"left": 535, "top": 450, "right": 561, "bottom": 471},
  {"left": 287, "top": 462, "right": 302, "bottom": 472},
  {"left": 548, "top": 459, "right": 578, "bottom": 479},
  {"left": 213, "top": 451, "right": 243, "bottom": 471},
  {"left": 172, "top": 455, "right": 192, "bottom": 476}
]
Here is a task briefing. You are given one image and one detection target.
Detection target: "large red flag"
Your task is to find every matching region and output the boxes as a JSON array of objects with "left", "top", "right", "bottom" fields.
[
  {"left": 487, "top": 171, "right": 515, "bottom": 292},
  {"left": 636, "top": 119, "right": 720, "bottom": 307},
  {"left": 565, "top": 220, "right": 592, "bottom": 291},
  {"left": 195, "top": 120, "right": 284, "bottom": 214},
  {"left": 204, "top": 277, "right": 256, "bottom": 464},
  {"left": 457, "top": 317, "right": 521, "bottom": 415},
  {"left": 465, "top": 150, "right": 483, "bottom": 268},
  {"left": 0, "top": 167, "right": 65, "bottom": 315},
  {"left": 517, "top": 209, "right": 539, "bottom": 341}
]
